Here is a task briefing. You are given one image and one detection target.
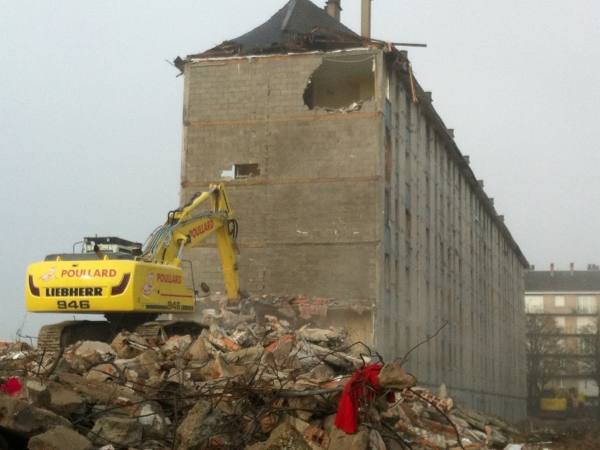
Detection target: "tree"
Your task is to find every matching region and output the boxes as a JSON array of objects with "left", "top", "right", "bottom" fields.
[
  {"left": 577, "top": 318, "right": 600, "bottom": 418},
  {"left": 526, "top": 315, "right": 563, "bottom": 415}
]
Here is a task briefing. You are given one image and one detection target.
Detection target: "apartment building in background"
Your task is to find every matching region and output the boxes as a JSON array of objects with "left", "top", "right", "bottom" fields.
[
  {"left": 173, "top": 0, "right": 529, "bottom": 420},
  {"left": 525, "top": 264, "right": 600, "bottom": 401}
]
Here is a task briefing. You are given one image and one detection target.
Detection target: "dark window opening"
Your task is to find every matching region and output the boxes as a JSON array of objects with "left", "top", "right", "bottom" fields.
[
  {"left": 385, "top": 131, "right": 392, "bottom": 184},
  {"left": 235, "top": 163, "right": 260, "bottom": 179}
]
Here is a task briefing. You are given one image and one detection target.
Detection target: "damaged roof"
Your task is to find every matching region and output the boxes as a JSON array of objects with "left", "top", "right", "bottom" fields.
[
  {"left": 525, "top": 270, "right": 600, "bottom": 293},
  {"left": 182, "top": 0, "right": 364, "bottom": 60}
]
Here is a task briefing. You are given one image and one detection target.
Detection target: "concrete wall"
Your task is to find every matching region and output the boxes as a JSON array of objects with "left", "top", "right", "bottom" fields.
[
  {"left": 374, "top": 65, "right": 527, "bottom": 421},
  {"left": 180, "top": 48, "right": 527, "bottom": 421}
]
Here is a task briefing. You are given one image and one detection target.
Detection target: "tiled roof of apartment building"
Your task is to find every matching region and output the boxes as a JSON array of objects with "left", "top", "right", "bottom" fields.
[
  {"left": 525, "top": 270, "right": 600, "bottom": 293},
  {"left": 190, "top": 0, "right": 358, "bottom": 57}
]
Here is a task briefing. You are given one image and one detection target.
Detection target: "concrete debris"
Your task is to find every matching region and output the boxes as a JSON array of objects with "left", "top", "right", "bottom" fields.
[
  {"left": 174, "top": 399, "right": 223, "bottom": 450},
  {"left": 0, "top": 306, "right": 524, "bottom": 449},
  {"left": 87, "top": 417, "right": 143, "bottom": 447},
  {"left": 28, "top": 425, "right": 93, "bottom": 450},
  {"left": 0, "top": 392, "right": 71, "bottom": 437},
  {"left": 247, "top": 423, "right": 312, "bottom": 450}
]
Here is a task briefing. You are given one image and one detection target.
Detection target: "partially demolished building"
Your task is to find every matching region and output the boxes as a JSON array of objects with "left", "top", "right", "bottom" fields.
[{"left": 174, "top": 0, "right": 529, "bottom": 420}]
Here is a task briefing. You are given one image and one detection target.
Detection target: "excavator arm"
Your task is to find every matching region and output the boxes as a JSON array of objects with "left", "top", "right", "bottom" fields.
[{"left": 141, "top": 183, "right": 240, "bottom": 302}]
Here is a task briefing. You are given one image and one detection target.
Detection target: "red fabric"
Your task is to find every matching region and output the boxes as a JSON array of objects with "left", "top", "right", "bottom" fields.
[
  {"left": 334, "top": 364, "right": 394, "bottom": 434},
  {"left": 0, "top": 378, "right": 22, "bottom": 397}
]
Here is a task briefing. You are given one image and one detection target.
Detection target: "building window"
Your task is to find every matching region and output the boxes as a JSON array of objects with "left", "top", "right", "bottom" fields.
[
  {"left": 578, "top": 295, "right": 597, "bottom": 314},
  {"left": 525, "top": 295, "right": 544, "bottom": 313},
  {"left": 555, "top": 316, "right": 566, "bottom": 328},
  {"left": 554, "top": 296, "right": 565, "bottom": 307},
  {"left": 220, "top": 163, "right": 260, "bottom": 180},
  {"left": 579, "top": 337, "right": 594, "bottom": 355},
  {"left": 577, "top": 316, "right": 597, "bottom": 334}
]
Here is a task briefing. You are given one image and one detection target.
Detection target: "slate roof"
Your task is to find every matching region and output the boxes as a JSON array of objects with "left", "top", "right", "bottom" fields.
[
  {"left": 189, "top": 0, "right": 361, "bottom": 58},
  {"left": 525, "top": 270, "right": 600, "bottom": 293}
]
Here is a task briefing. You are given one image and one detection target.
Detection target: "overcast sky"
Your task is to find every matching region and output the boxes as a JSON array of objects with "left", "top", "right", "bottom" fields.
[{"left": 2, "top": 1, "right": 599, "bottom": 341}]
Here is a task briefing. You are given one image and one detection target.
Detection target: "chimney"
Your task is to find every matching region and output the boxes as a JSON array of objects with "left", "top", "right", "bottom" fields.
[
  {"left": 570, "top": 262, "right": 574, "bottom": 275},
  {"left": 326, "top": 0, "right": 342, "bottom": 21},
  {"left": 530, "top": 265, "right": 535, "bottom": 271},
  {"left": 361, "top": 0, "right": 372, "bottom": 38},
  {"left": 550, "top": 263, "right": 554, "bottom": 276}
]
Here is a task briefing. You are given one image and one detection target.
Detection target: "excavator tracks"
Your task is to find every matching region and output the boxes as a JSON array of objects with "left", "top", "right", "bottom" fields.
[
  {"left": 38, "top": 321, "right": 115, "bottom": 353},
  {"left": 38, "top": 319, "right": 208, "bottom": 352}
]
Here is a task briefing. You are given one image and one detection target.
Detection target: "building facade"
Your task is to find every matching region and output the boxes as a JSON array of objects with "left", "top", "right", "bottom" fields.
[
  {"left": 525, "top": 265, "right": 600, "bottom": 402},
  {"left": 175, "top": 0, "right": 529, "bottom": 420}
]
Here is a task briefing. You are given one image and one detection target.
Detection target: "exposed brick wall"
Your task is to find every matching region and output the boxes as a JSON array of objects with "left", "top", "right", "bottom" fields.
[
  {"left": 181, "top": 50, "right": 382, "bottom": 309},
  {"left": 183, "top": 243, "right": 376, "bottom": 301},
  {"left": 184, "top": 56, "right": 321, "bottom": 123},
  {"left": 183, "top": 116, "right": 380, "bottom": 183}
]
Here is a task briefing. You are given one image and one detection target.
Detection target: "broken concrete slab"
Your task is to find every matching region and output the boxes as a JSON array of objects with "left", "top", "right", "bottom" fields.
[
  {"left": 134, "top": 401, "right": 171, "bottom": 440},
  {"left": 56, "top": 372, "right": 142, "bottom": 405},
  {"left": 84, "top": 363, "right": 121, "bottom": 382},
  {"left": 173, "top": 399, "right": 223, "bottom": 450},
  {"left": 183, "top": 336, "right": 211, "bottom": 362},
  {"left": 45, "top": 379, "right": 87, "bottom": 417},
  {"left": 377, "top": 362, "right": 417, "bottom": 390},
  {"left": 75, "top": 341, "right": 116, "bottom": 358},
  {"left": 18, "top": 379, "right": 51, "bottom": 409},
  {"left": 111, "top": 332, "right": 148, "bottom": 359},
  {"left": 28, "top": 425, "right": 93, "bottom": 450},
  {"left": 0, "top": 393, "right": 71, "bottom": 437},
  {"left": 247, "top": 423, "right": 313, "bottom": 450},
  {"left": 161, "top": 335, "right": 192, "bottom": 355},
  {"left": 87, "top": 417, "right": 143, "bottom": 447},
  {"left": 328, "top": 425, "right": 370, "bottom": 450}
]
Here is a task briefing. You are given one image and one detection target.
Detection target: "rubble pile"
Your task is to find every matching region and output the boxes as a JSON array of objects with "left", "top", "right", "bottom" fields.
[{"left": 0, "top": 304, "right": 519, "bottom": 450}]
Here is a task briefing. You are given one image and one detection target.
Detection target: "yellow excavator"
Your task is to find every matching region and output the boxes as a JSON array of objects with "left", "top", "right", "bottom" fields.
[{"left": 26, "top": 183, "right": 240, "bottom": 350}]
